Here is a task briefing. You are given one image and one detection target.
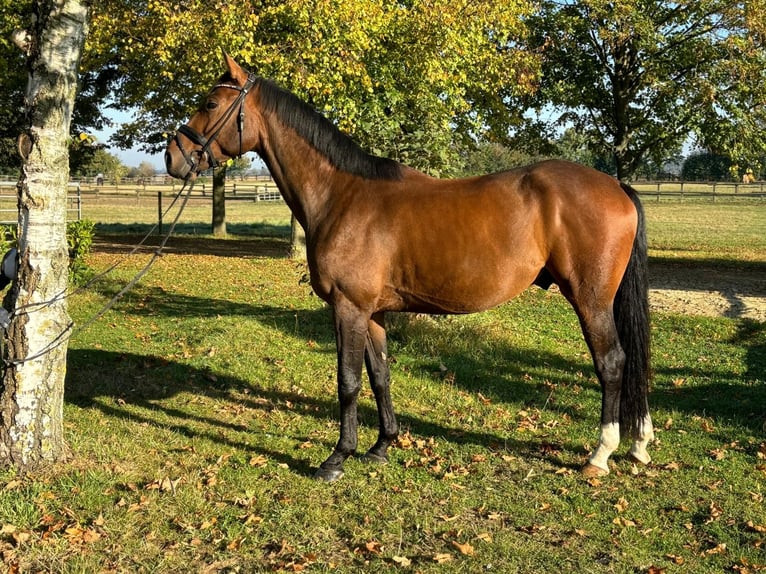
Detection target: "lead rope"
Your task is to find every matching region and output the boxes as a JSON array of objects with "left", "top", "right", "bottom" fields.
[{"left": 2, "top": 174, "right": 197, "bottom": 366}]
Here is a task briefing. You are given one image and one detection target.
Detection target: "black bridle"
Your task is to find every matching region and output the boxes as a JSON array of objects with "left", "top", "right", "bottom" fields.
[{"left": 173, "top": 72, "right": 258, "bottom": 172}]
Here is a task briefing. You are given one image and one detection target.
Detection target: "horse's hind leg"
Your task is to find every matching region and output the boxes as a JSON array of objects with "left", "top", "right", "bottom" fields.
[
  {"left": 362, "top": 312, "right": 399, "bottom": 464},
  {"left": 575, "top": 308, "right": 626, "bottom": 477}
]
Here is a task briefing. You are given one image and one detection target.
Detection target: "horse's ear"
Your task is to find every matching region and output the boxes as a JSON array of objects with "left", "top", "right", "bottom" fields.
[{"left": 222, "top": 51, "right": 248, "bottom": 84}]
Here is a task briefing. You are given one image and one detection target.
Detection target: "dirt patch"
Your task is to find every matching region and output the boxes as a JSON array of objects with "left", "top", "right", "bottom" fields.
[
  {"left": 648, "top": 261, "right": 765, "bottom": 321},
  {"left": 92, "top": 235, "right": 765, "bottom": 322}
]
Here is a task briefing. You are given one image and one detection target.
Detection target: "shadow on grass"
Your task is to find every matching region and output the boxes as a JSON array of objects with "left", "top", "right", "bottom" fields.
[
  {"left": 92, "top": 233, "right": 290, "bottom": 258},
  {"left": 95, "top": 221, "right": 291, "bottom": 238},
  {"left": 68, "top": 282, "right": 766, "bottom": 479}
]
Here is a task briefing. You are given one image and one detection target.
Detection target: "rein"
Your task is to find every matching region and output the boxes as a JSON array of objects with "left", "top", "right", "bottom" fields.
[
  {"left": 174, "top": 72, "right": 258, "bottom": 173},
  {"left": 2, "top": 175, "right": 198, "bottom": 366}
]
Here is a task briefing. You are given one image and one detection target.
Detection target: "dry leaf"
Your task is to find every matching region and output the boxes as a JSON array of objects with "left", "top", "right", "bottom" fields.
[
  {"left": 704, "top": 543, "right": 727, "bottom": 555},
  {"left": 392, "top": 555, "right": 412, "bottom": 567},
  {"left": 452, "top": 540, "right": 475, "bottom": 556},
  {"left": 746, "top": 521, "right": 766, "bottom": 533},
  {"left": 249, "top": 455, "right": 268, "bottom": 467},
  {"left": 709, "top": 448, "right": 727, "bottom": 461},
  {"left": 433, "top": 553, "right": 453, "bottom": 563},
  {"left": 614, "top": 498, "right": 629, "bottom": 513}
]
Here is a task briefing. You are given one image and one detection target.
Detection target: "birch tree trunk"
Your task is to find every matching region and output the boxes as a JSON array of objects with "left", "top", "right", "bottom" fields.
[{"left": 0, "top": 0, "right": 89, "bottom": 469}]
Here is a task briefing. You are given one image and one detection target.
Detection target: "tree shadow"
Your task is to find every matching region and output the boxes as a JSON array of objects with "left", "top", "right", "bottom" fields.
[
  {"left": 92, "top": 233, "right": 290, "bottom": 258},
  {"left": 649, "top": 256, "right": 766, "bottom": 320},
  {"left": 69, "top": 280, "right": 765, "bottom": 479}
]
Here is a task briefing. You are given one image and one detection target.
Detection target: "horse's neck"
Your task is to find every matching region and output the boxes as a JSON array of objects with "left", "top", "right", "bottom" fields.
[{"left": 258, "top": 120, "right": 334, "bottom": 235}]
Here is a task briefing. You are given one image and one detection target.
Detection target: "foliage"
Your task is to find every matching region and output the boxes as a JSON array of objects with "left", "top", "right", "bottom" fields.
[
  {"left": 127, "top": 161, "right": 157, "bottom": 180},
  {"left": 682, "top": 152, "right": 734, "bottom": 182},
  {"left": 0, "top": 0, "right": 116, "bottom": 174},
  {"left": 528, "top": 1, "right": 766, "bottom": 180},
  {"left": 86, "top": 0, "right": 539, "bottom": 177},
  {"left": 459, "top": 142, "right": 547, "bottom": 177},
  {"left": 0, "top": 220, "right": 95, "bottom": 285},
  {"left": 71, "top": 147, "right": 128, "bottom": 181},
  {"left": 66, "top": 219, "right": 95, "bottom": 285},
  {"left": 0, "top": 0, "right": 32, "bottom": 173}
]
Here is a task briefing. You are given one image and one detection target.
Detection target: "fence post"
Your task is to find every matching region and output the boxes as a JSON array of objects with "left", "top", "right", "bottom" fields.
[
  {"left": 77, "top": 183, "right": 82, "bottom": 220},
  {"left": 157, "top": 191, "right": 163, "bottom": 235}
]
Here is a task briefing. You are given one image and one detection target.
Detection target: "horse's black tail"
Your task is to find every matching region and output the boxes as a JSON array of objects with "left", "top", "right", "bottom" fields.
[{"left": 614, "top": 183, "right": 651, "bottom": 437}]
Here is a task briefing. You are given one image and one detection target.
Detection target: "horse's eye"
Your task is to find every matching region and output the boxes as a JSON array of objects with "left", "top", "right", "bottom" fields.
[{"left": 206, "top": 101, "right": 218, "bottom": 111}]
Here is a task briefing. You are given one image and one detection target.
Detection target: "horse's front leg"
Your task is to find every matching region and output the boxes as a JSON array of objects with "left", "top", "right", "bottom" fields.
[
  {"left": 362, "top": 312, "right": 398, "bottom": 464},
  {"left": 314, "top": 303, "right": 369, "bottom": 482}
]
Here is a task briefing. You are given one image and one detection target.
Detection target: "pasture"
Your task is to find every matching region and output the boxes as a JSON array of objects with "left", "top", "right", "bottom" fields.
[{"left": 0, "top": 198, "right": 764, "bottom": 573}]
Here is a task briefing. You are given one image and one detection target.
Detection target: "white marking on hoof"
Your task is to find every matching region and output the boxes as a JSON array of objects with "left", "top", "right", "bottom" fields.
[
  {"left": 629, "top": 415, "right": 654, "bottom": 465},
  {"left": 589, "top": 422, "right": 620, "bottom": 472}
]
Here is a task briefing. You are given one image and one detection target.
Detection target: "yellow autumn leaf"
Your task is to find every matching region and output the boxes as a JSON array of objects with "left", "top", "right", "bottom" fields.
[{"left": 451, "top": 540, "right": 475, "bottom": 556}]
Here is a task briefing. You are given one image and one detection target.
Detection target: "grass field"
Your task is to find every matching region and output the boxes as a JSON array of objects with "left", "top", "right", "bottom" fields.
[{"left": 0, "top": 199, "right": 764, "bottom": 573}]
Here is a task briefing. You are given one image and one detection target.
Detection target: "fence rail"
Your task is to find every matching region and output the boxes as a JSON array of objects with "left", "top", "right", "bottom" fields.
[
  {"left": 0, "top": 177, "right": 763, "bottom": 226},
  {"left": 632, "top": 180, "right": 766, "bottom": 201}
]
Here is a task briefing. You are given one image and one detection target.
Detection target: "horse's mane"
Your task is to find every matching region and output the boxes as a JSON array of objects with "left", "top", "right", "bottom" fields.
[{"left": 253, "top": 77, "right": 403, "bottom": 181}]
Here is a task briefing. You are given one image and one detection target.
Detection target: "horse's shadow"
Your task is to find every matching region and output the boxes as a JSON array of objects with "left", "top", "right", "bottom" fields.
[{"left": 67, "top": 283, "right": 766, "bottom": 478}]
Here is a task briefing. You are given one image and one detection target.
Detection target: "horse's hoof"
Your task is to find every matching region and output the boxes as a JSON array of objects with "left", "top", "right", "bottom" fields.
[
  {"left": 581, "top": 462, "right": 609, "bottom": 478},
  {"left": 627, "top": 451, "right": 651, "bottom": 466},
  {"left": 313, "top": 467, "right": 344, "bottom": 482},
  {"left": 362, "top": 451, "right": 389, "bottom": 465}
]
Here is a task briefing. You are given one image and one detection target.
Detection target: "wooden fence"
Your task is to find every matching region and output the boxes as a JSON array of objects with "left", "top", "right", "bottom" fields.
[
  {"left": 0, "top": 176, "right": 763, "bottom": 226},
  {"left": 631, "top": 180, "right": 766, "bottom": 201}
]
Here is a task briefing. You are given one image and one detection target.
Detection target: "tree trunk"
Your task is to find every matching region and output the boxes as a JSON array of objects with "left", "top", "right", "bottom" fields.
[
  {"left": 0, "top": 0, "right": 88, "bottom": 470},
  {"left": 290, "top": 216, "right": 306, "bottom": 260},
  {"left": 212, "top": 165, "right": 227, "bottom": 236}
]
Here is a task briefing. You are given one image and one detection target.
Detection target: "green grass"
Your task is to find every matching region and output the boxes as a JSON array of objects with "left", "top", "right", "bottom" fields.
[
  {"left": 0, "top": 201, "right": 764, "bottom": 573},
  {"left": 644, "top": 202, "right": 766, "bottom": 263}
]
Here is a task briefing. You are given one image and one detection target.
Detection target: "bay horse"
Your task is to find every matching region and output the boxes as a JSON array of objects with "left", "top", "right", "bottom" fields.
[{"left": 165, "top": 55, "right": 653, "bottom": 481}]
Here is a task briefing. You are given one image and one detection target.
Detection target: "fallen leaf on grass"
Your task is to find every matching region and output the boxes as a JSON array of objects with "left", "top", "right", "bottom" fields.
[
  {"left": 709, "top": 448, "right": 727, "bottom": 461},
  {"left": 746, "top": 521, "right": 766, "bottom": 533},
  {"left": 665, "top": 553, "right": 685, "bottom": 565},
  {"left": 64, "top": 526, "right": 101, "bottom": 545},
  {"left": 145, "top": 476, "right": 181, "bottom": 494},
  {"left": 614, "top": 497, "right": 629, "bottom": 513},
  {"left": 249, "top": 454, "right": 269, "bottom": 467},
  {"left": 451, "top": 540, "right": 475, "bottom": 556},
  {"left": 391, "top": 555, "right": 412, "bottom": 567},
  {"left": 703, "top": 543, "right": 727, "bottom": 555},
  {"left": 613, "top": 516, "right": 636, "bottom": 528},
  {"left": 433, "top": 553, "right": 453, "bottom": 563}
]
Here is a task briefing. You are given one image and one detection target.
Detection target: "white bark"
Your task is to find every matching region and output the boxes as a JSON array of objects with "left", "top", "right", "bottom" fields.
[{"left": 0, "top": 0, "right": 89, "bottom": 469}]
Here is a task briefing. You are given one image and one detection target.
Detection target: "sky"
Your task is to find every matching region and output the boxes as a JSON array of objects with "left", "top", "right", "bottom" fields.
[{"left": 94, "top": 109, "right": 166, "bottom": 171}]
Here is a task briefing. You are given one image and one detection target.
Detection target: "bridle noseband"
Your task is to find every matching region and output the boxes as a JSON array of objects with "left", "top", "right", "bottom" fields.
[{"left": 173, "top": 72, "right": 258, "bottom": 173}]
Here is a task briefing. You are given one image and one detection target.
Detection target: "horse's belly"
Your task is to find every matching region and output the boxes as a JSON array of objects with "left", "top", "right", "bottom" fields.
[{"left": 394, "top": 263, "right": 538, "bottom": 314}]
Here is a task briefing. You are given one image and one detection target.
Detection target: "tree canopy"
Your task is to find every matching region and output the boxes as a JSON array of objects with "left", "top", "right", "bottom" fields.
[
  {"left": 87, "top": 0, "right": 539, "bottom": 176},
  {"left": 529, "top": 0, "right": 766, "bottom": 180}
]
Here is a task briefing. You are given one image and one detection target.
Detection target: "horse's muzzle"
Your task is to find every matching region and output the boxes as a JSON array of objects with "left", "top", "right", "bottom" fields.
[{"left": 165, "top": 140, "right": 193, "bottom": 180}]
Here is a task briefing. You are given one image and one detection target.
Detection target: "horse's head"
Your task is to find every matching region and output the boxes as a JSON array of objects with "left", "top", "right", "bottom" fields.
[{"left": 165, "top": 54, "right": 260, "bottom": 179}]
